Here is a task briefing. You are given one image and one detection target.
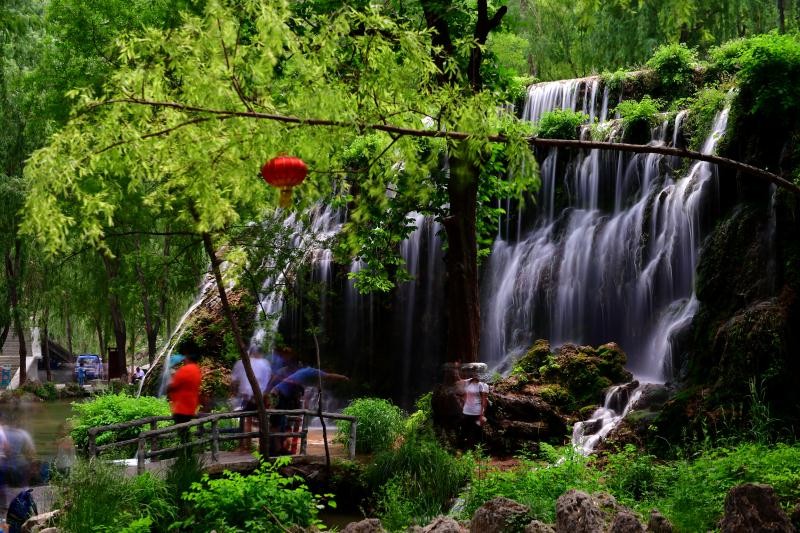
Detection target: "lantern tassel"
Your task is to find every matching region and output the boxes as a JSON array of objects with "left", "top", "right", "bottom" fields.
[{"left": 279, "top": 187, "right": 293, "bottom": 208}]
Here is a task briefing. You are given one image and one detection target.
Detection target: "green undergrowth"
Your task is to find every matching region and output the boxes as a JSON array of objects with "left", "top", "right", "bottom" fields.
[
  {"left": 460, "top": 441, "right": 800, "bottom": 532},
  {"left": 535, "top": 109, "right": 588, "bottom": 140},
  {"left": 70, "top": 392, "right": 171, "bottom": 457}
]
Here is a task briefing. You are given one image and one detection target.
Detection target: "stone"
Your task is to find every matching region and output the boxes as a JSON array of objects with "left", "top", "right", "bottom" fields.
[
  {"left": 524, "top": 520, "right": 555, "bottom": 533},
  {"left": 555, "top": 490, "right": 605, "bottom": 533},
  {"left": 422, "top": 516, "right": 466, "bottom": 533},
  {"left": 719, "top": 483, "right": 794, "bottom": 533},
  {"left": 470, "top": 497, "right": 531, "bottom": 533},
  {"left": 341, "top": 518, "right": 387, "bottom": 533},
  {"left": 647, "top": 510, "right": 673, "bottom": 533},
  {"left": 22, "top": 510, "right": 59, "bottom": 533},
  {"left": 609, "top": 511, "right": 645, "bottom": 533}
]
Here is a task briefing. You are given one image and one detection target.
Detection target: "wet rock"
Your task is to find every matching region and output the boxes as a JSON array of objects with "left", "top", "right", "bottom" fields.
[
  {"left": 341, "top": 518, "right": 387, "bottom": 533},
  {"left": 421, "top": 516, "right": 466, "bottom": 533},
  {"left": 22, "top": 510, "right": 59, "bottom": 533},
  {"left": 555, "top": 490, "right": 605, "bottom": 533},
  {"left": 719, "top": 483, "right": 794, "bottom": 533},
  {"left": 791, "top": 503, "right": 800, "bottom": 531},
  {"left": 524, "top": 520, "right": 555, "bottom": 533},
  {"left": 646, "top": 510, "right": 673, "bottom": 533},
  {"left": 470, "top": 497, "right": 531, "bottom": 533},
  {"left": 609, "top": 511, "right": 645, "bottom": 533}
]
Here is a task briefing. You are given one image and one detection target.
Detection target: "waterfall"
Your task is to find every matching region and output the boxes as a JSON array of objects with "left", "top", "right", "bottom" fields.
[{"left": 483, "top": 82, "right": 731, "bottom": 384}]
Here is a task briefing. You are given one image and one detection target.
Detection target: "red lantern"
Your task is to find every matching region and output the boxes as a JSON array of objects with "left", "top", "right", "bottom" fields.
[{"left": 260, "top": 155, "right": 308, "bottom": 208}]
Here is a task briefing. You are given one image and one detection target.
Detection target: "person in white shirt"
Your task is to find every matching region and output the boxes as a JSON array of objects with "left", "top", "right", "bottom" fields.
[
  {"left": 230, "top": 347, "right": 272, "bottom": 451},
  {"left": 459, "top": 367, "right": 489, "bottom": 449}
]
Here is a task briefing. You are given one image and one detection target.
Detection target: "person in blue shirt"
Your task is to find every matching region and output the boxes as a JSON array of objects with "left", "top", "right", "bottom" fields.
[{"left": 76, "top": 363, "right": 86, "bottom": 387}]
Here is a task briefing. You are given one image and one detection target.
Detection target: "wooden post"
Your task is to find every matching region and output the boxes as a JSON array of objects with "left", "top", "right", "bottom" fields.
[
  {"left": 349, "top": 420, "right": 357, "bottom": 460},
  {"left": 88, "top": 430, "right": 97, "bottom": 458},
  {"left": 211, "top": 418, "right": 219, "bottom": 462},
  {"left": 265, "top": 411, "right": 271, "bottom": 459},
  {"left": 136, "top": 437, "right": 146, "bottom": 474},
  {"left": 149, "top": 420, "right": 159, "bottom": 462},
  {"left": 299, "top": 412, "right": 310, "bottom": 456}
]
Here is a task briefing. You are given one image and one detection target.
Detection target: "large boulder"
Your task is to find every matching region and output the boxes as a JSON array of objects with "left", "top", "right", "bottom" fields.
[
  {"left": 524, "top": 521, "right": 555, "bottom": 533},
  {"left": 608, "top": 511, "right": 645, "bottom": 533},
  {"left": 719, "top": 483, "right": 795, "bottom": 533},
  {"left": 419, "top": 516, "right": 467, "bottom": 533},
  {"left": 647, "top": 510, "right": 673, "bottom": 533},
  {"left": 470, "top": 497, "right": 532, "bottom": 533},
  {"left": 341, "top": 518, "right": 387, "bottom": 533},
  {"left": 555, "top": 490, "right": 605, "bottom": 533}
]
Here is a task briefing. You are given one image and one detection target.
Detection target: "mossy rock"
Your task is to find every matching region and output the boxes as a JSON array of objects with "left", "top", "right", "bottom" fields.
[{"left": 513, "top": 339, "right": 552, "bottom": 377}]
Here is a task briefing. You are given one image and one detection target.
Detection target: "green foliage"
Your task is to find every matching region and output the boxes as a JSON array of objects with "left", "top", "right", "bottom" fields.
[
  {"left": 404, "top": 392, "right": 434, "bottom": 437},
  {"left": 367, "top": 435, "right": 474, "bottom": 530},
  {"left": 735, "top": 33, "right": 800, "bottom": 129},
  {"left": 176, "top": 456, "right": 330, "bottom": 532},
  {"left": 69, "top": 392, "right": 170, "bottom": 453},
  {"left": 601, "top": 69, "right": 628, "bottom": 93},
  {"left": 604, "top": 444, "right": 664, "bottom": 503},
  {"left": 165, "top": 452, "right": 206, "bottom": 516},
  {"left": 21, "top": 380, "right": 58, "bottom": 401},
  {"left": 536, "top": 109, "right": 588, "bottom": 140},
  {"left": 462, "top": 444, "right": 601, "bottom": 522},
  {"left": 336, "top": 397, "right": 405, "bottom": 454},
  {"left": 685, "top": 87, "right": 728, "bottom": 149},
  {"left": 646, "top": 43, "right": 698, "bottom": 95},
  {"left": 615, "top": 97, "right": 662, "bottom": 143},
  {"left": 56, "top": 460, "right": 176, "bottom": 533}
]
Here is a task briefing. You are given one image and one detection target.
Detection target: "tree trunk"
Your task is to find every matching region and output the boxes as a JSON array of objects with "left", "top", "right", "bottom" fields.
[
  {"left": 66, "top": 313, "right": 74, "bottom": 361},
  {"left": 0, "top": 322, "right": 9, "bottom": 351},
  {"left": 201, "top": 232, "right": 270, "bottom": 457},
  {"left": 5, "top": 244, "right": 26, "bottom": 384},
  {"left": 778, "top": 0, "right": 786, "bottom": 33},
  {"left": 95, "top": 318, "right": 106, "bottom": 361},
  {"left": 42, "top": 307, "right": 52, "bottom": 382},
  {"left": 134, "top": 236, "right": 161, "bottom": 364},
  {"left": 442, "top": 155, "right": 481, "bottom": 362},
  {"left": 100, "top": 252, "right": 127, "bottom": 369}
]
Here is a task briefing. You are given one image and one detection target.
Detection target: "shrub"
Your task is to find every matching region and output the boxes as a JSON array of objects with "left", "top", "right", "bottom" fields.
[
  {"left": 685, "top": 88, "right": 728, "bottom": 149},
  {"left": 735, "top": 33, "right": 800, "bottom": 128},
  {"left": 601, "top": 68, "right": 628, "bottom": 93},
  {"left": 404, "top": 392, "right": 434, "bottom": 437},
  {"left": 176, "top": 456, "right": 329, "bottom": 532},
  {"left": 22, "top": 381, "right": 58, "bottom": 401},
  {"left": 615, "top": 96, "right": 662, "bottom": 142},
  {"left": 56, "top": 460, "right": 176, "bottom": 532},
  {"left": 367, "top": 436, "right": 474, "bottom": 529},
  {"left": 70, "top": 392, "right": 171, "bottom": 455},
  {"left": 336, "top": 397, "right": 405, "bottom": 454},
  {"left": 536, "top": 109, "right": 588, "bottom": 140},
  {"left": 604, "top": 444, "right": 666, "bottom": 503},
  {"left": 645, "top": 43, "right": 698, "bottom": 95},
  {"left": 708, "top": 37, "right": 755, "bottom": 78}
]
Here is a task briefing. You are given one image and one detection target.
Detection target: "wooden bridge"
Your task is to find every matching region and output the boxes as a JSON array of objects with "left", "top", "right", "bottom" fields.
[{"left": 86, "top": 409, "right": 358, "bottom": 474}]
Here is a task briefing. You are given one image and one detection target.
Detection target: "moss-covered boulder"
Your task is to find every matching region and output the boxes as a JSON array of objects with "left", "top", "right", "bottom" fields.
[{"left": 483, "top": 340, "right": 634, "bottom": 454}]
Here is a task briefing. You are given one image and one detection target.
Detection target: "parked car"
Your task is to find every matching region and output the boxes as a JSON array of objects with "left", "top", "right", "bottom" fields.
[{"left": 74, "top": 354, "right": 103, "bottom": 380}]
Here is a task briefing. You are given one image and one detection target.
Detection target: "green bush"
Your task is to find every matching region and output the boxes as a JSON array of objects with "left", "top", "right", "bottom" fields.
[
  {"left": 615, "top": 96, "right": 662, "bottom": 142},
  {"left": 601, "top": 68, "right": 628, "bottom": 93},
  {"left": 536, "top": 109, "right": 588, "bottom": 140},
  {"left": 56, "top": 460, "right": 176, "bottom": 533},
  {"left": 708, "top": 37, "right": 755, "bottom": 78},
  {"left": 735, "top": 33, "right": 800, "bottom": 128},
  {"left": 336, "top": 397, "right": 405, "bottom": 454},
  {"left": 404, "top": 392, "right": 434, "bottom": 438},
  {"left": 176, "top": 456, "right": 329, "bottom": 532},
  {"left": 604, "top": 444, "right": 666, "bottom": 503},
  {"left": 70, "top": 392, "right": 171, "bottom": 455},
  {"left": 685, "top": 88, "right": 728, "bottom": 149},
  {"left": 646, "top": 43, "right": 698, "bottom": 94},
  {"left": 367, "top": 436, "right": 474, "bottom": 530},
  {"left": 22, "top": 381, "right": 58, "bottom": 401}
]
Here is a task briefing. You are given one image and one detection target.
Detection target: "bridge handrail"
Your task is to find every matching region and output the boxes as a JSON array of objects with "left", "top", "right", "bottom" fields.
[{"left": 86, "top": 408, "right": 358, "bottom": 472}]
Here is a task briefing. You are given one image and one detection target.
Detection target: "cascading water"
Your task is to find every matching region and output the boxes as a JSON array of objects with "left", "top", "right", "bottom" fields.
[{"left": 490, "top": 78, "right": 733, "bottom": 452}]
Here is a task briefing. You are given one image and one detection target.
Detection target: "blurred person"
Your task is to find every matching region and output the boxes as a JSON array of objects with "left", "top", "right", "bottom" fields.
[
  {"left": 230, "top": 347, "right": 272, "bottom": 451},
  {"left": 0, "top": 425, "right": 36, "bottom": 519},
  {"left": 76, "top": 362, "right": 85, "bottom": 387},
  {"left": 458, "top": 366, "right": 488, "bottom": 449},
  {"left": 270, "top": 363, "right": 347, "bottom": 454},
  {"left": 167, "top": 352, "right": 202, "bottom": 444}
]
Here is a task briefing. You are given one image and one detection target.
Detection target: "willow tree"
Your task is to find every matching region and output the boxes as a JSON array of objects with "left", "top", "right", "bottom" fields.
[{"left": 23, "top": 0, "right": 535, "bottom": 453}]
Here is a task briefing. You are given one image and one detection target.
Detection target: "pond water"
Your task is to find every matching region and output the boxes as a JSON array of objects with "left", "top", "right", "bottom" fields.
[{"left": 1, "top": 399, "right": 75, "bottom": 460}]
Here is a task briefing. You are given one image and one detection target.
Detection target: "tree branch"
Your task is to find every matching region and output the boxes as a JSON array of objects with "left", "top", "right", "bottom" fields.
[{"left": 94, "top": 97, "right": 800, "bottom": 197}]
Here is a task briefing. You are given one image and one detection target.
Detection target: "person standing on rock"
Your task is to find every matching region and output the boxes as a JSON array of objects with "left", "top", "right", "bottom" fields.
[{"left": 459, "top": 366, "right": 489, "bottom": 449}]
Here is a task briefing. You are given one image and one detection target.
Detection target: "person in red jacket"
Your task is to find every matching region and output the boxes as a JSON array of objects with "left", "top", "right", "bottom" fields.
[{"left": 167, "top": 352, "right": 202, "bottom": 426}]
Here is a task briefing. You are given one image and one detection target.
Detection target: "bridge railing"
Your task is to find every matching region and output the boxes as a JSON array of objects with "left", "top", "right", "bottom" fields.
[{"left": 86, "top": 409, "right": 358, "bottom": 473}]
